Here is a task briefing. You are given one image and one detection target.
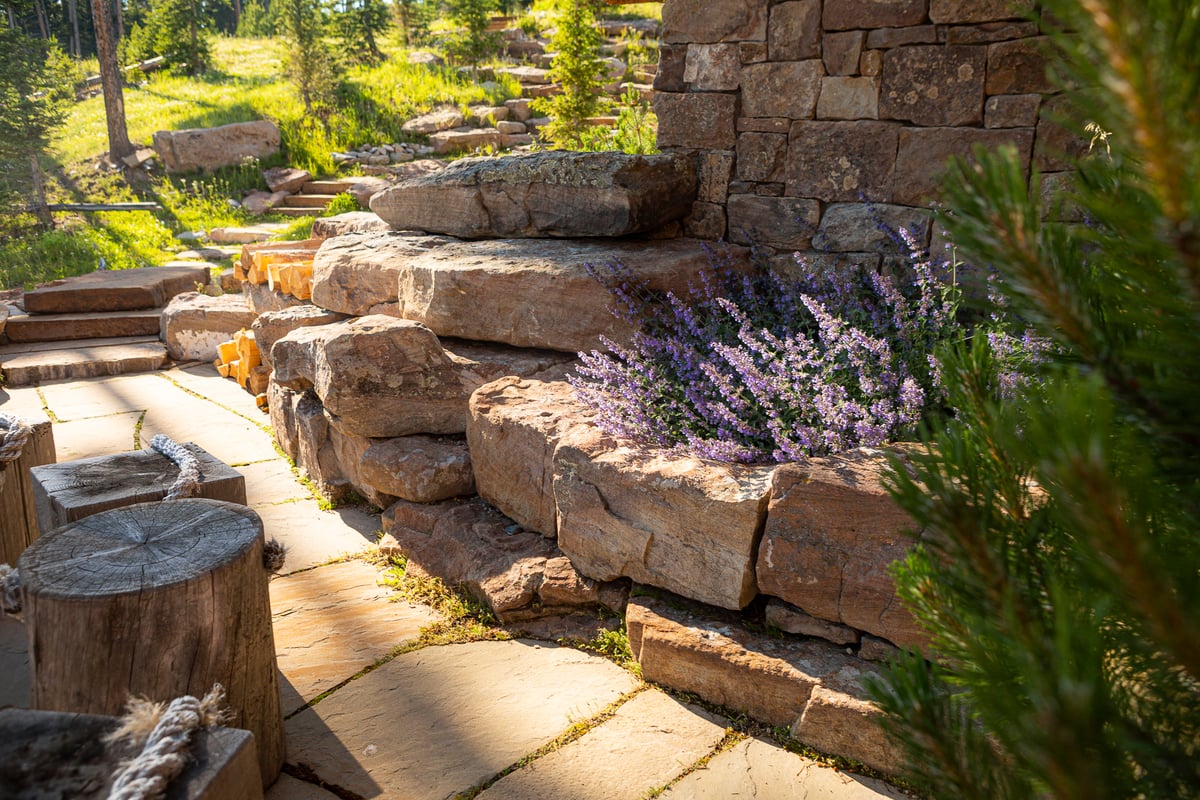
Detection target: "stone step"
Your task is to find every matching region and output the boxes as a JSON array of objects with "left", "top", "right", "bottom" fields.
[
  {"left": 281, "top": 194, "right": 337, "bottom": 208},
  {"left": 0, "top": 337, "right": 167, "bottom": 386},
  {"left": 23, "top": 265, "right": 210, "bottom": 314},
  {"left": 302, "top": 180, "right": 355, "bottom": 195},
  {"left": 4, "top": 308, "right": 162, "bottom": 344},
  {"left": 273, "top": 207, "right": 323, "bottom": 217}
]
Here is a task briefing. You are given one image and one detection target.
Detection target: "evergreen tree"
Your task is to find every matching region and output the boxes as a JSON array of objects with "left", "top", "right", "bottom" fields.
[
  {"left": 444, "top": 0, "right": 497, "bottom": 67},
  {"left": 868, "top": 1, "right": 1200, "bottom": 798},
  {"left": 334, "top": 0, "right": 387, "bottom": 63},
  {"left": 531, "top": 0, "right": 608, "bottom": 149},
  {"left": 122, "top": 0, "right": 211, "bottom": 74},
  {"left": 393, "top": 0, "right": 432, "bottom": 47},
  {"left": 277, "top": 0, "right": 338, "bottom": 118}
]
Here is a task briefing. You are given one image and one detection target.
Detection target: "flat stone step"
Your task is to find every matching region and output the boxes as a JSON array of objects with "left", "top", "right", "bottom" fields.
[
  {"left": 273, "top": 207, "right": 324, "bottom": 217},
  {"left": 4, "top": 308, "right": 162, "bottom": 343},
  {"left": 302, "top": 180, "right": 355, "bottom": 194},
  {"left": 0, "top": 337, "right": 167, "bottom": 386},
  {"left": 281, "top": 194, "right": 337, "bottom": 208},
  {"left": 23, "top": 265, "right": 210, "bottom": 314}
]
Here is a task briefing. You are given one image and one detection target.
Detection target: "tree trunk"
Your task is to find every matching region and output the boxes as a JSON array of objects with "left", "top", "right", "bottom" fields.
[
  {"left": 67, "top": 0, "right": 80, "bottom": 57},
  {"left": 90, "top": 0, "right": 134, "bottom": 162},
  {"left": 114, "top": 0, "right": 123, "bottom": 42},
  {"left": 27, "top": 151, "right": 52, "bottom": 227},
  {"left": 19, "top": 499, "right": 285, "bottom": 788},
  {"left": 33, "top": 0, "right": 48, "bottom": 38}
]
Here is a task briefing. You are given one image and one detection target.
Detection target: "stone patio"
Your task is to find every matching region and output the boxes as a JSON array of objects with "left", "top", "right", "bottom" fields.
[{"left": 0, "top": 367, "right": 910, "bottom": 799}]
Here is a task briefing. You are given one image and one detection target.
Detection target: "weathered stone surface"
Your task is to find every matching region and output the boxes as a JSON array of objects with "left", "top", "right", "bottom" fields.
[
  {"left": 242, "top": 281, "right": 305, "bottom": 316},
  {"left": 370, "top": 151, "right": 697, "bottom": 239},
  {"left": 793, "top": 665, "right": 905, "bottom": 775},
  {"left": 987, "top": 36, "right": 1056, "bottom": 95},
  {"left": 653, "top": 44, "right": 687, "bottom": 92},
  {"left": 401, "top": 107, "right": 465, "bottom": 135},
  {"left": 360, "top": 435, "right": 475, "bottom": 503},
  {"left": 766, "top": 598, "right": 860, "bottom": 646},
  {"left": 153, "top": 119, "right": 281, "bottom": 173},
  {"left": 662, "top": 0, "right": 768, "bottom": 43},
  {"left": 823, "top": 30, "right": 866, "bottom": 76},
  {"left": 741, "top": 61, "right": 824, "bottom": 120},
  {"left": 269, "top": 559, "right": 442, "bottom": 714},
  {"left": 893, "top": 126, "right": 1033, "bottom": 205},
  {"left": 865, "top": 24, "right": 939, "bottom": 48},
  {"left": 860, "top": 48, "right": 883, "bottom": 76},
  {"left": 252, "top": 305, "right": 348, "bottom": 370},
  {"left": 785, "top": 120, "right": 901, "bottom": 202},
  {"left": 727, "top": 195, "right": 821, "bottom": 249},
  {"left": 769, "top": 1, "right": 821, "bottom": 61},
  {"left": 394, "top": 238, "right": 749, "bottom": 353},
  {"left": 944, "top": 19, "right": 1038, "bottom": 44},
  {"left": 467, "top": 378, "right": 593, "bottom": 538},
  {"left": 284, "top": 640, "right": 638, "bottom": 800},
  {"left": 24, "top": 265, "right": 210, "bottom": 314},
  {"left": 880, "top": 45, "right": 986, "bottom": 126},
  {"left": 683, "top": 43, "right": 740, "bottom": 91},
  {"left": 263, "top": 166, "right": 310, "bottom": 193},
  {"left": 497, "top": 66, "right": 551, "bottom": 85},
  {"left": 476, "top": 689, "right": 727, "bottom": 800},
  {"left": 267, "top": 380, "right": 302, "bottom": 462},
  {"left": 310, "top": 211, "right": 392, "bottom": 239},
  {"left": 812, "top": 202, "right": 933, "bottom": 252},
  {"left": 817, "top": 76, "right": 880, "bottom": 120},
  {"left": 554, "top": 427, "right": 775, "bottom": 610},
  {"left": 342, "top": 177, "right": 393, "bottom": 209},
  {"left": 1033, "top": 95, "right": 1088, "bottom": 171},
  {"left": 985, "top": 92, "right": 1041, "bottom": 128},
  {"left": 683, "top": 202, "right": 728, "bottom": 240},
  {"left": 931, "top": 0, "right": 1033, "bottom": 23},
  {"left": 161, "top": 292, "right": 255, "bottom": 362},
  {"left": 736, "top": 133, "right": 787, "bottom": 182},
  {"left": 696, "top": 151, "right": 734, "bottom": 204},
  {"left": 741, "top": 41, "right": 769, "bottom": 63},
  {"left": 496, "top": 120, "right": 526, "bottom": 135},
  {"left": 310, "top": 231, "right": 451, "bottom": 316},
  {"left": 207, "top": 226, "right": 280, "bottom": 244},
  {"left": 381, "top": 497, "right": 623, "bottom": 621},
  {"left": 1037, "top": 171, "right": 1082, "bottom": 222},
  {"left": 823, "top": 0, "right": 928, "bottom": 30},
  {"left": 661, "top": 737, "right": 907, "bottom": 799},
  {"left": 0, "top": 339, "right": 167, "bottom": 387},
  {"left": 654, "top": 92, "right": 737, "bottom": 150},
  {"left": 3, "top": 309, "right": 162, "bottom": 344},
  {"left": 756, "top": 451, "right": 927, "bottom": 650}
]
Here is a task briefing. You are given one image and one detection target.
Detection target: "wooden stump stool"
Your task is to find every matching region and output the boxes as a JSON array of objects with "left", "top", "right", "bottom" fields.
[
  {"left": 18, "top": 499, "right": 284, "bottom": 787},
  {"left": 0, "top": 410, "right": 55, "bottom": 565}
]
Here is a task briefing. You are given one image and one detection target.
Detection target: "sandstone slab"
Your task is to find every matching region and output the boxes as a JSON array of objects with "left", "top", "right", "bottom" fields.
[
  {"left": 381, "top": 497, "right": 624, "bottom": 621},
  {"left": 893, "top": 126, "right": 1034, "bottom": 205},
  {"left": 756, "top": 450, "right": 927, "bottom": 650},
  {"left": 785, "top": 120, "right": 901, "bottom": 203},
  {"left": 476, "top": 689, "right": 727, "bottom": 800},
  {"left": 310, "top": 211, "right": 392, "bottom": 239},
  {"left": 467, "top": 378, "right": 593, "bottom": 538},
  {"left": 402, "top": 108, "right": 465, "bottom": 135},
  {"left": 793, "top": 664, "right": 906, "bottom": 776},
  {"left": 683, "top": 43, "right": 741, "bottom": 91},
  {"left": 241, "top": 282, "right": 306, "bottom": 316},
  {"left": 0, "top": 339, "right": 168, "bottom": 387},
  {"left": 880, "top": 45, "right": 987, "bottom": 126},
  {"left": 824, "top": 30, "right": 867, "bottom": 76},
  {"left": 394, "top": 237, "right": 748, "bottom": 353},
  {"left": 765, "top": 597, "right": 861, "bottom": 646},
  {"left": 554, "top": 427, "right": 775, "bottom": 610},
  {"left": 812, "top": 202, "right": 933, "bottom": 252},
  {"left": 309, "top": 231, "right": 451, "bottom": 316},
  {"left": 736, "top": 132, "right": 788, "bottom": 182},
  {"left": 931, "top": 0, "right": 1033, "bottom": 22},
  {"left": 817, "top": 76, "right": 880, "bottom": 120},
  {"left": 654, "top": 92, "right": 737, "bottom": 150},
  {"left": 24, "top": 265, "right": 210, "bottom": 314},
  {"left": 662, "top": 0, "right": 768, "bottom": 43},
  {"left": 370, "top": 151, "right": 697, "bottom": 239},
  {"left": 769, "top": 1, "right": 821, "bottom": 60},
  {"left": 823, "top": 0, "right": 927, "bottom": 30},
  {"left": 727, "top": 195, "right": 821, "bottom": 249},
  {"left": 360, "top": 435, "right": 475, "bottom": 503},
  {"left": 153, "top": 119, "right": 281, "bottom": 173},
  {"left": 284, "top": 640, "right": 638, "bottom": 799},
  {"left": 263, "top": 167, "right": 311, "bottom": 194},
  {"left": 161, "top": 292, "right": 255, "bottom": 361},
  {"left": 741, "top": 60, "right": 824, "bottom": 120},
  {"left": 252, "top": 305, "right": 348, "bottom": 370},
  {"left": 3, "top": 309, "right": 162, "bottom": 344},
  {"left": 429, "top": 127, "right": 505, "bottom": 155}
]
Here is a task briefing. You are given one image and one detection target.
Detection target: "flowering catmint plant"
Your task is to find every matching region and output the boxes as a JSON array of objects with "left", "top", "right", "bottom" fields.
[{"left": 572, "top": 235, "right": 963, "bottom": 464}]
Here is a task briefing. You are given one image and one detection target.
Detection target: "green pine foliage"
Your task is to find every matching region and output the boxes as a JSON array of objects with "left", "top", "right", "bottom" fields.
[
  {"left": 276, "top": 0, "right": 340, "bottom": 118},
  {"left": 335, "top": 0, "right": 390, "bottom": 64},
  {"left": 444, "top": 0, "right": 499, "bottom": 66},
  {"left": 532, "top": 0, "right": 609, "bottom": 149},
  {"left": 868, "top": 1, "right": 1200, "bottom": 798},
  {"left": 122, "top": 0, "right": 212, "bottom": 75}
]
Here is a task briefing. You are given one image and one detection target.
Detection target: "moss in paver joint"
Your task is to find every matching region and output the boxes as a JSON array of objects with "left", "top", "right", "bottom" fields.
[
  {"left": 34, "top": 386, "right": 60, "bottom": 422},
  {"left": 641, "top": 730, "right": 747, "bottom": 799},
  {"left": 132, "top": 410, "right": 146, "bottom": 450}
]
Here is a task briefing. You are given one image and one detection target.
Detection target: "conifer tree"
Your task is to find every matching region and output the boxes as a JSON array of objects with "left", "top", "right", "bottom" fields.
[
  {"left": 277, "top": 0, "right": 338, "bottom": 117},
  {"left": 868, "top": 1, "right": 1200, "bottom": 797},
  {"left": 444, "top": 0, "right": 497, "bottom": 67},
  {"left": 532, "top": 0, "right": 608, "bottom": 149},
  {"left": 334, "top": 0, "right": 387, "bottom": 63}
]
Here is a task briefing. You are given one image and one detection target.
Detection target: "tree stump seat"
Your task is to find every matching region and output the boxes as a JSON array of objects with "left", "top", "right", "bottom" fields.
[
  {"left": 30, "top": 442, "right": 246, "bottom": 534},
  {"left": 18, "top": 499, "right": 284, "bottom": 787},
  {"left": 0, "top": 410, "right": 55, "bottom": 565}
]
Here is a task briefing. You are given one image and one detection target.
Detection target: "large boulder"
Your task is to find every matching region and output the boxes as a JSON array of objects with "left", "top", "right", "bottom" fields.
[
  {"left": 311, "top": 212, "right": 393, "bottom": 239},
  {"left": 271, "top": 315, "right": 571, "bottom": 438},
  {"left": 553, "top": 426, "right": 776, "bottom": 610},
  {"left": 310, "top": 232, "right": 452, "bottom": 317},
  {"left": 394, "top": 237, "right": 750, "bottom": 352},
  {"left": 152, "top": 120, "right": 281, "bottom": 173},
  {"left": 755, "top": 449, "right": 928, "bottom": 651},
  {"left": 369, "top": 151, "right": 698, "bottom": 239},
  {"left": 252, "top": 305, "right": 348, "bottom": 370},
  {"left": 160, "top": 292, "right": 255, "bottom": 362},
  {"left": 360, "top": 436, "right": 475, "bottom": 503},
  {"left": 467, "top": 377, "right": 594, "bottom": 538}
]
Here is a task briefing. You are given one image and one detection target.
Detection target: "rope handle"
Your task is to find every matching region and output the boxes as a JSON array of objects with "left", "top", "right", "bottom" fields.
[
  {"left": 0, "top": 413, "right": 32, "bottom": 463},
  {"left": 149, "top": 435, "right": 201, "bottom": 501}
]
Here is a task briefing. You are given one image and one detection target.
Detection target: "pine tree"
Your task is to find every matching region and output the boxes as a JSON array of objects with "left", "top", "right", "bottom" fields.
[
  {"left": 868, "top": 1, "right": 1200, "bottom": 797},
  {"left": 123, "top": 0, "right": 211, "bottom": 74},
  {"left": 334, "top": 0, "right": 388, "bottom": 63},
  {"left": 277, "top": 0, "right": 338, "bottom": 118},
  {"left": 444, "top": 0, "right": 497, "bottom": 67},
  {"left": 531, "top": 0, "right": 608, "bottom": 149}
]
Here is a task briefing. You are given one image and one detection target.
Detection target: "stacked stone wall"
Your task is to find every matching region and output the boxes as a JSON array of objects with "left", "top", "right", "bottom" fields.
[{"left": 653, "top": 0, "right": 1076, "bottom": 267}]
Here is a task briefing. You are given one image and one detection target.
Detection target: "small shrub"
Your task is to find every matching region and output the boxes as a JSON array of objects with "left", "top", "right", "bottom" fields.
[
  {"left": 574, "top": 86, "right": 657, "bottom": 154},
  {"left": 531, "top": 0, "right": 610, "bottom": 149}
]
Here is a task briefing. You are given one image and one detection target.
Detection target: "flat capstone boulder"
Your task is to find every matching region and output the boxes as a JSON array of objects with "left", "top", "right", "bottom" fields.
[
  {"left": 369, "top": 150, "right": 698, "bottom": 239},
  {"left": 152, "top": 119, "right": 281, "bottom": 174},
  {"left": 161, "top": 291, "right": 256, "bottom": 362}
]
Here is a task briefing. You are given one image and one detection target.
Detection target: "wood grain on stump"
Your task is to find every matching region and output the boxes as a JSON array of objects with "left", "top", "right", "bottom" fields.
[
  {"left": 19, "top": 499, "right": 284, "bottom": 787},
  {"left": 0, "top": 412, "right": 56, "bottom": 565}
]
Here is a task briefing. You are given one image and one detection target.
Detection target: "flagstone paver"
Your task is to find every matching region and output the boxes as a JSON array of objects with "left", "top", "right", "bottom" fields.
[
  {"left": 476, "top": 688, "right": 727, "bottom": 800},
  {"left": 255, "top": 502, "right": 379, "bottom": 573},
  {"left": 284, "top": 639, "right": 640, "bottom": 799},
  {"left": 266, "top": 774, "right": 340, "bottom": 799},
  {"left": 240, "top": 458, "right": 312, "bottom": 506},
  {"left": 0, "top": 614, "right": 29, "bottom": 709},
  {"left": 50, "top": 412, "right": 144, "bottom": 461},
  {"left": 270, "top": 559, "right": 443, "bottom": 715},
  {"left": 35, "top": 373, "right": 166, "bottom": 420}
]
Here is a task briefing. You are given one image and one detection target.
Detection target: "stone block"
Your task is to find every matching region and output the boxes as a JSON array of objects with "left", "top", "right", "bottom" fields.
[
  {"left": 23, "top": 265, "right": 210, "bottom": 314},
  {"left": 785, "top": 120, "right": 901, "bottom": 202},
  {"left": 792, "top": 667, "right": 905, "bottom": 775},
  {"left": 554, "top": 426, "right": 775, "bottom": 610},
  {"left": 823, "top": 0, "right": 928, "bottom": 31},
  {"left": 740, "top": 41, "right": 769, "bottom": 63},
  {"left": 945, "top": 19, "right": 1038, "bottom": 44},
  {"left": 741, "top": 60, "right": 824, "bottom": 119},
  {"left": 823, "top": 30, "right": 866, "bottom": 76},
  {"left": 153, "top": 119, "right": 280, "bottom": 174},
  {"left": 263, "top": 166, "right": 310, "bottom": 193},
  {"left": 893, "top": 126, "right": 1033, "bottom": 206},
  {"left": 816, "top": 76, "right": 879, "bottom": 120},
  {"left": 161, "top": 292, "right": 255, "bottom": 362},
  {"left": 864, "top": 25, "right": 940, "bottom": 48},
  {"left": 359, "top": 435, "right": 475, "bottom": 504},
  {"left": 987, "top": 36, "right": 1056, "bottom": 95},
  {"left": 662, "top": 0, "right": 769, "bottom": 43},
  {"left": 1033, "top": 95, "right": 1089, "bottom": 171},
  {"left": 768, "top": 0, "right": 821, "bottom": 61},
  {"left": 765, "top": 598, "right": 861, "bottom": 646},
  {"left": 812, "top": 202, "right": 933, "bottom": 252},
  {"left": 683, "top": 202, "right": 728, "bottom": 240},
  {"left": 654, "top": 92, "right": 738, "bottom": 150},
  {"left": 467, "top": 378, "right": 593, "bottom": 538},
  {"left": 930, "top": 0, "right": 1034, "bottom": 23},
  {"left": 985, "top": 93, "right": 1041, "bottom": 128},
  {"left": 727, "top": 195, "right": 821, "bottom": 249},
  {"left": 310, "top": 231, "right": 451, "bottom": 317},
  {"left": 1037, "top": 171, "right": 1083, "bottom": 222},
  {"left": 696, "top": 151, "right": 735, "bottom": 203},
  {"left": 880, "top": 45, "right": 987, "bottom": 126},
  {"left": 683, "top": 43, "right": 741, "bottom": 90},
  {"left": 736, "top": 132, "right": 788, "bottom": 182},
  {"left": 653, "top": 43, "right": 688, "bottom": 92},
  {"left": 737, "top": 117, "right": 792, "bottom": 133},
  {"left": 401, "top": 108, "right": 465, "bottom": 135},
  {"left": 310, "top": 211, "right": 392, "bottom": 239},
  {"left": 756, "top": 451, "right": 927, "bottom": 650},
  {"left": 31, "top": 444, "right": 246, "bottom": 533},
  {"left": 252, "top": 305, "right": 348, "bottom": 370},
  {"left": 860, "top": 49, "right": 883, "bottom": 76}
]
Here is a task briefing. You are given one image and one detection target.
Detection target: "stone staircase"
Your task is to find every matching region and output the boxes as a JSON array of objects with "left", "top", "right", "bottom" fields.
[
  {"left": 0, "top": 264, "right": 210, "bottom": 387},
  {"left": 273, "top": 180, "right": 356, "bottom": 218}
]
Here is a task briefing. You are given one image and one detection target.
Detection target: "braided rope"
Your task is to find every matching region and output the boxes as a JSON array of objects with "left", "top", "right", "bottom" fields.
[
  {"left": 149, "top": 435, "right": 201, "bottom": 501},
  {"left": 106, "top": 684, "right": 229, "bottom": 800},
  {"left": 0, "top": 413, "right": 31, "bottom": 463},
  {"left": 0, "top": 564, "right": 19, "bottom": 615}
]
